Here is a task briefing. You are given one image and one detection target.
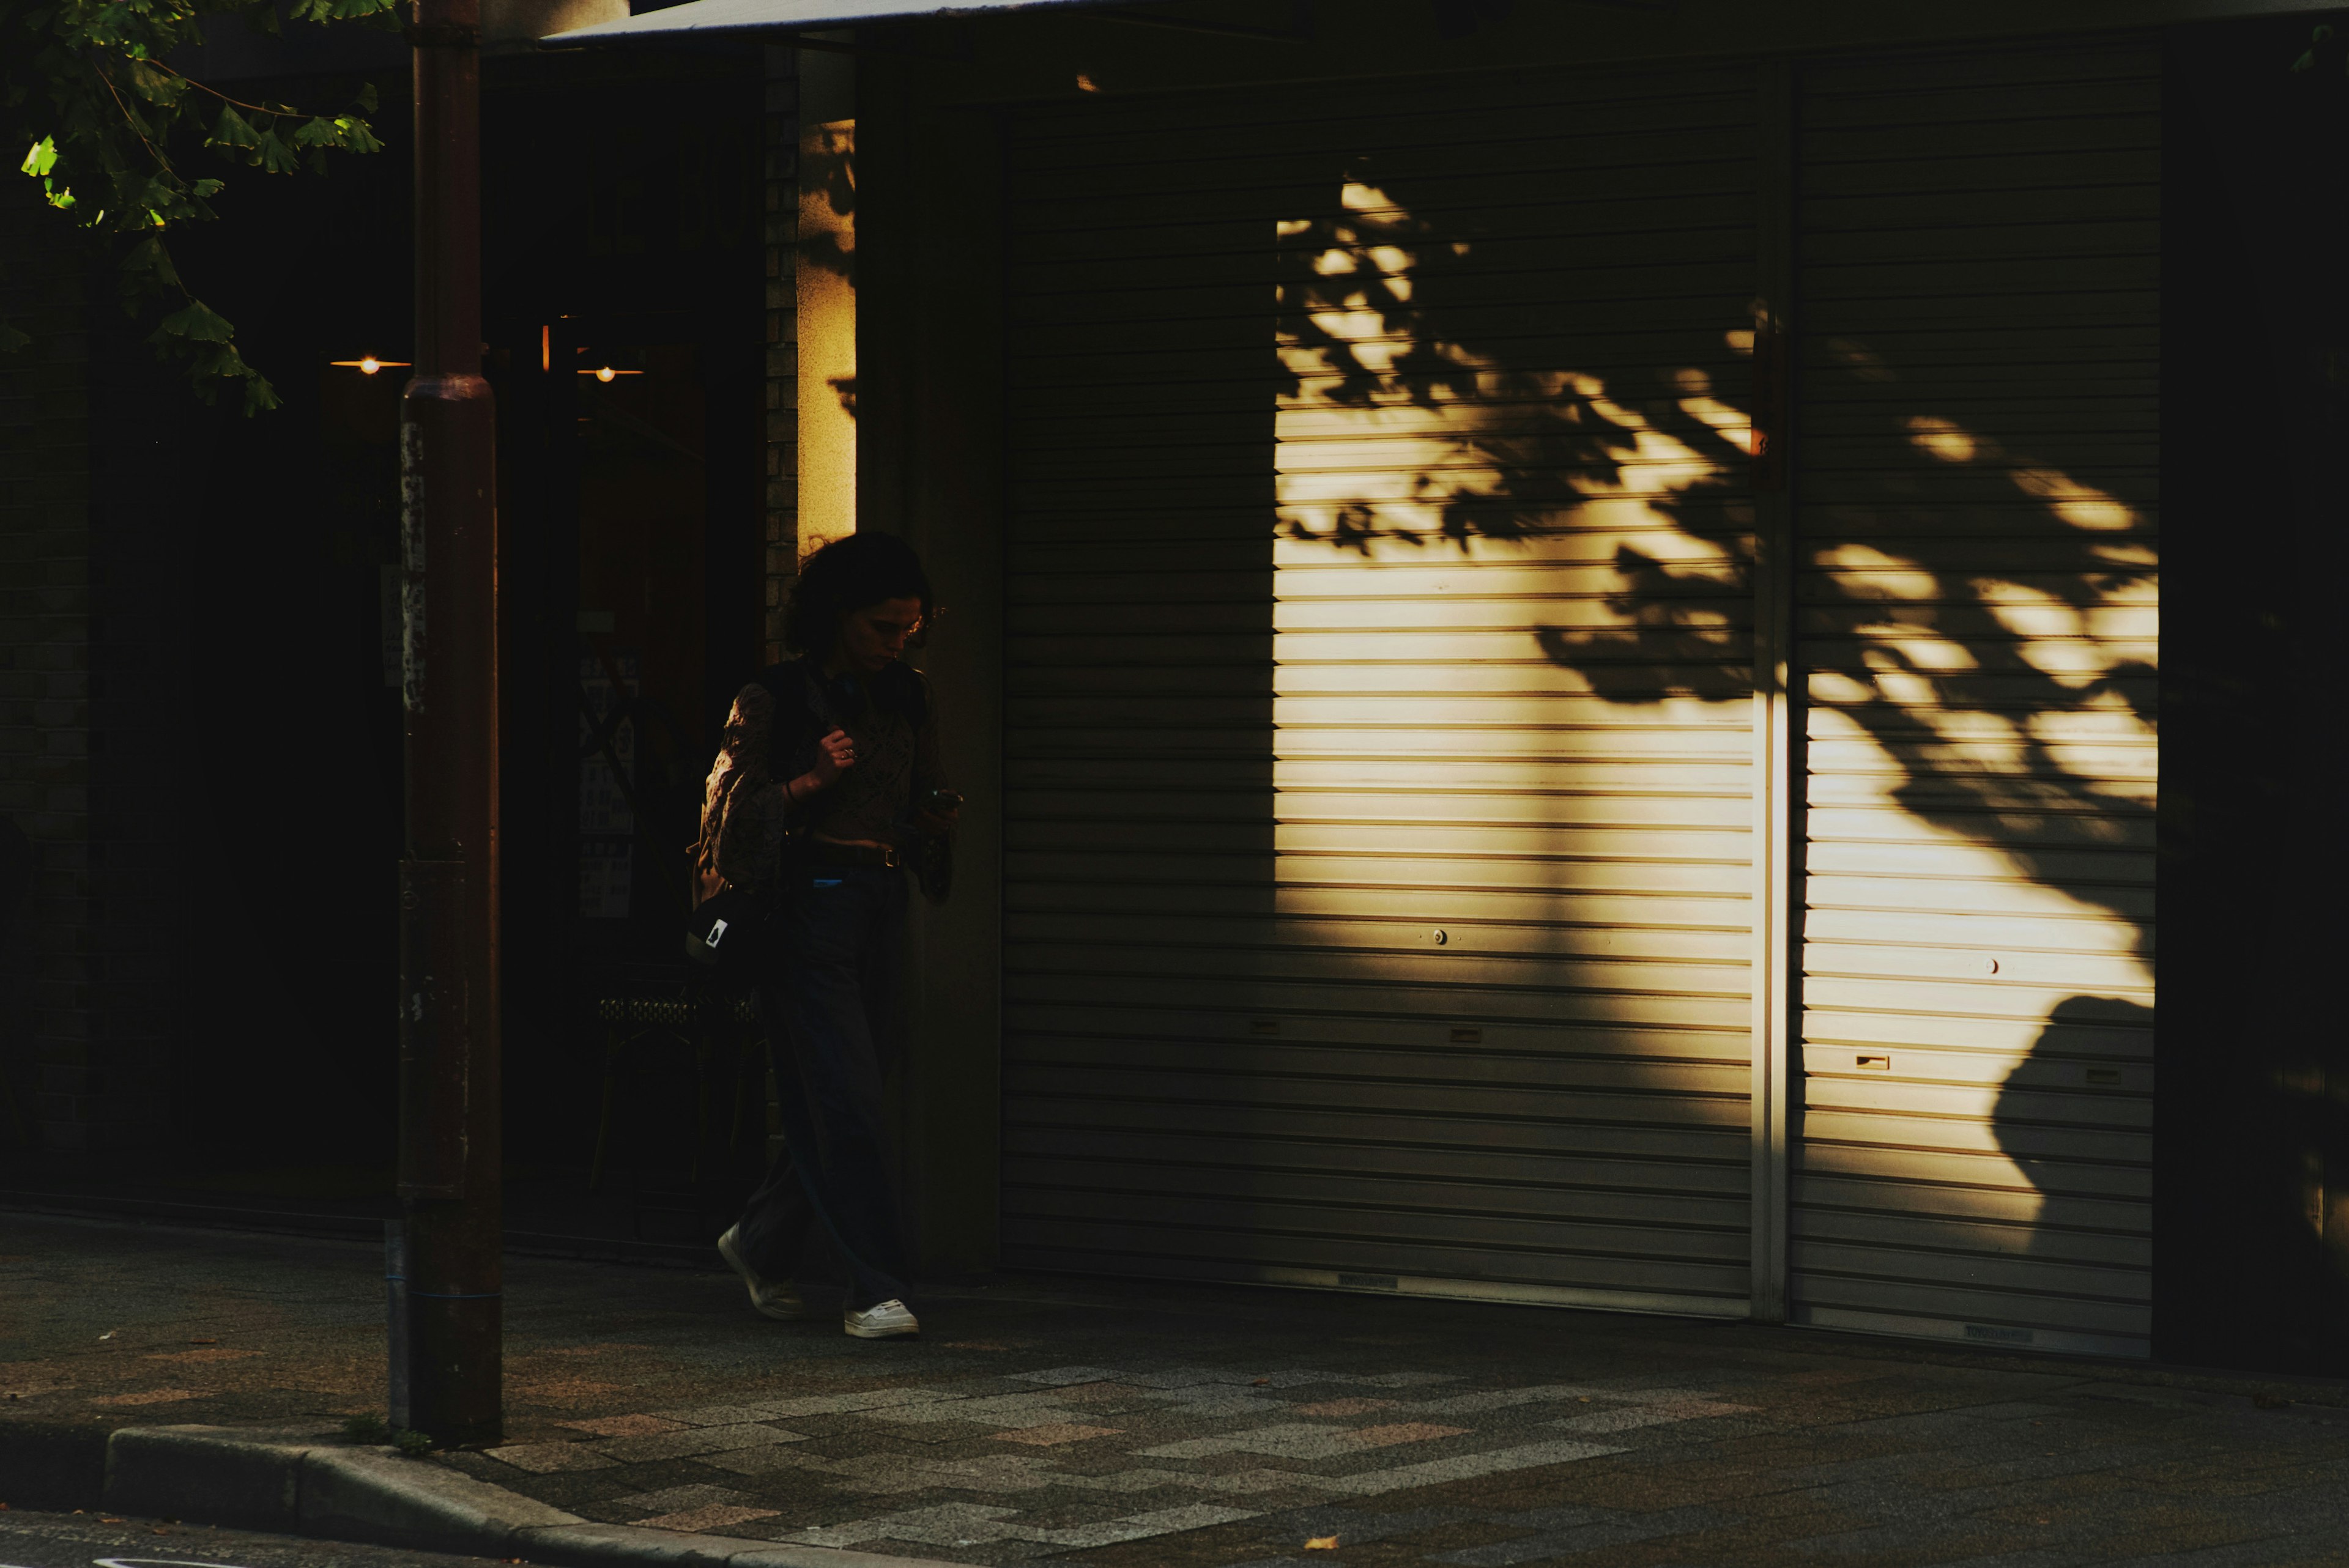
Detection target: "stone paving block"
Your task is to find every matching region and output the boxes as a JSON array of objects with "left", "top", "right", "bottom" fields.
[
  {"left": 1427, "top": 1503, "right": 1736, "bottom": 1567},
  {"left": 1319, "top": 1438, "right": 1624, "bottom": 1496},
  {"left": 658, "top": 1389, "right": 957, "bottom": 1426},
  {"left": 639, "top": 1503, "right": 784, "bottom": 1533},
  {"left": 1141, "top": 1422, "right": 1462, "bottom": 1461},
  {"left": 1549, "top": 1398, "right": 1753, "bottom": 1435},
  {"left": 1030, "top": 1503, "right": 1263, "bottom": 1548},
  {"left": 696, "top": 1446, "right": 848, "bottom": 1477},
  {"left": 483, "top": 1441, "right": 626, "bottom": 1474},
  {"left": 651, "top": 1403, "right": 815, "bottom": 1427},
  {"left": 560, "top": 1415, "right": 691, "bottom": 1438},
  {"left": 1006, "top": 1367, "right": 1124, "bottom": 1387},
  {"left": 614, "top": 1483, "right": 765, "bottom": 1513},
  {"left": 596, "top": 1422, "right": 810, "bottom": 1463},
  {"left": 1404, "top": 1384, "right": 1606, "bottom": 1418},
  {"left": 1245, "top": 1504, "right": 1484, "bottom": 1544},
  {"left": 991, "top": 1424, "right": 1121, "bottom": 1447},
  {"left": 877, "top": 1393, "right": 1110, "bottom": 1430},
  {"left": 1056, "top": 1466, "right": 1330, "bottom": 1498}
]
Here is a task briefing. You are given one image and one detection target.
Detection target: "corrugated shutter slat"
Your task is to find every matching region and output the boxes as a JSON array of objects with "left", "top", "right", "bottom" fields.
[
  {"left": 1003, "top": 66, "right": 1762, "bottom": 1315},
  {"left": 1789, "top": 38, "right": 2159, "bottom": 1359}
]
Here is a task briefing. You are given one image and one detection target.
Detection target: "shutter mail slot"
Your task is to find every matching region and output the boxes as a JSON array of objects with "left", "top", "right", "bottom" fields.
[{"left": 1855, "top": 1054, "right": 1891, "bottom": 1072}]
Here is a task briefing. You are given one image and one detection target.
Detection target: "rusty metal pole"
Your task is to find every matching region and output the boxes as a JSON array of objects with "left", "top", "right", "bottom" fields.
[{"left": 391, "top": 0, "right": 501, "bottom": 1446}]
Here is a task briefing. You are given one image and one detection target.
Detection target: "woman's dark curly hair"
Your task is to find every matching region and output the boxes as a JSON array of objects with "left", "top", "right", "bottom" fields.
[{"left": 785, "top": 533, "right": 933, "bottom": 657}]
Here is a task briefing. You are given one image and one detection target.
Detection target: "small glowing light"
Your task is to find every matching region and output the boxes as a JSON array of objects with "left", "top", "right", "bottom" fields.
[
  {"left": 540, "top": 325, "right": 551, "bottom": 373},
  {"left": 330, "top": 355, "right": 409, "bottom": 374},
  {"left": 576, "top": 364, "right": 642, "bottom": 380},
  {"left": 596, "top": 365, "right": 615, "bottom": 382}
]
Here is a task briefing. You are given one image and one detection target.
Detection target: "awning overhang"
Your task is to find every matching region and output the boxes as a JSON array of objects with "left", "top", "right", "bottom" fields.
[{"left": 544, "top": 0, "right": 1112, "bottom": 45}]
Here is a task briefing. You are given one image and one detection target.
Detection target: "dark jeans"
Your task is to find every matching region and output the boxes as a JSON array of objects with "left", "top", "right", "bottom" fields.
[{"left": 731, "top": 864, "right": 912, "bottom": 1310}]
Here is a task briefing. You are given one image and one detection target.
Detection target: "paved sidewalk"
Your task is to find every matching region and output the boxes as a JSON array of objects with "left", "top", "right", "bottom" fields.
[{"left": 5, "top": 1210, "right": 2348, "bottom": 1566}]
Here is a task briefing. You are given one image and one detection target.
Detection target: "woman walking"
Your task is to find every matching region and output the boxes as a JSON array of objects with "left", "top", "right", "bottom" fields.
[{"left": 696, "top": 533, "right": 956, "bottom": 1339}]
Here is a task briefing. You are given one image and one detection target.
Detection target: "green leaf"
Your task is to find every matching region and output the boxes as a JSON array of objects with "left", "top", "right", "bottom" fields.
[
  {"left": 2293, "top": 48, "right": 2315, "bottom": 71},
  {"left": 157, "top": 301, "right": 236, "bottom": 342},
  {"left": 124, "top": 59, "right": 185, "bottom": 106},
  {"left": 254, "top": 130, "right": 297, "bottom": 174},
  {"left": 294, "top": 114, "right": 386, "bottom": 156},
  {"left": 122, "top": 235, "right": 184, "bottom": 291},
  {"left": 14, "top": 0, "right": 393, "bottom": 414},
  {"left": 288, "top": 0, "right": 399, "bottom": 20},
  {"left": 209, "top": 104, "right": 259, "bottom": 150},
  {"left": 0, "top": 320, "right": 31, "bottom": 354}
]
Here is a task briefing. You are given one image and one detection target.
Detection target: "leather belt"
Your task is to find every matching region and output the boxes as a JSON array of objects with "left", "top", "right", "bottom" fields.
[{"left": 802, "top": 840, "right": 901, "bottom": 869}]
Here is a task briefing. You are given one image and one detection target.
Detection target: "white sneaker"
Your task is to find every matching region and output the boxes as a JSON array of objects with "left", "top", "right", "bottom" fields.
[
  {"left": 717, "top": 1226, "right": 817, "bottom": 1321},
  {"left": 844, "top": 1298, "right": 919, "bottom": 1339}
]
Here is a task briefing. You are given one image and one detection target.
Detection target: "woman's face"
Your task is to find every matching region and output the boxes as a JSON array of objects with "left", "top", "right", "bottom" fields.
[{"left": 835, "top": 596, "right": 924, "bottom": 674}]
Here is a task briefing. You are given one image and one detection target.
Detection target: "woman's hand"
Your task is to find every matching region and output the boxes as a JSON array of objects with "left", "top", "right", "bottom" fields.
[
  {"left": 804, "top": 727, "right": 858, "bottom": 791},
  {"left": 915, "top": 804, "right": 960, "bottom": 837}
]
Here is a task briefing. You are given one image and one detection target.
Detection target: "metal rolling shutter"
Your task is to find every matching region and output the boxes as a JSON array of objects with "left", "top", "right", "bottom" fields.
[
  {"left": 1002, "top": 66, "right": 1763, "bottom": 1314},
  {"left": 1790, "top": 39, "right": 2159, "bottom": 1356}
]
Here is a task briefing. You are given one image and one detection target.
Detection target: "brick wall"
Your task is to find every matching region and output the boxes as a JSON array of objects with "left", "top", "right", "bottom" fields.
[
  {"left": 0, "top": 180, "right": 94, "bottom": 1165},
  {"left": 763, "top": 46, "right": 800, "bottom": 664}
]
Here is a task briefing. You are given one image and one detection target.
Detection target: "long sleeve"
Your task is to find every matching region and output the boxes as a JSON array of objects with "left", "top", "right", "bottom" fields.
[{"left": 694, "top": 681, "right": 796, "bottom": 902}]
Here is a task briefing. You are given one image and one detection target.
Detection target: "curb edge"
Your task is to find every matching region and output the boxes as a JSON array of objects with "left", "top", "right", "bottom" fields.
[{"left": 97, "top": 1424, "right": 955, "bottom": 1568}]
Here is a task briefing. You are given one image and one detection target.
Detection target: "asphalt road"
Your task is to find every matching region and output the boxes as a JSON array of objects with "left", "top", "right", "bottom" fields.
[{"left": 0, "top": 1513, "right": 504, "bottom": 1568}]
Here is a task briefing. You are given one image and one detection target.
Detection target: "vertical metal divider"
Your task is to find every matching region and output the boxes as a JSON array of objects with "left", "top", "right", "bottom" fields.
[{"left": 1749, "top": 56, "right": 1800, "bottom": 1323}]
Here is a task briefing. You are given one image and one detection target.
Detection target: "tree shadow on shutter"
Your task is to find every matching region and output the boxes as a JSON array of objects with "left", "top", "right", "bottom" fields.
[
  {"left": 1262, "top": 82, "right": 1762, "bottom": 1306},
  {"left": 1265, "top": 64, "right": 2161, "bottom": 1331}
]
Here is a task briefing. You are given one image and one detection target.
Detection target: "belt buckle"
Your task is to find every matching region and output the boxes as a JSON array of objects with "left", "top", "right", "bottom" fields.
[{"left": 880, "top": 846, "right": 901, "bottom": 870}]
